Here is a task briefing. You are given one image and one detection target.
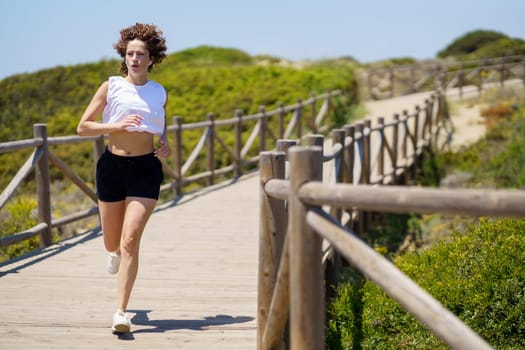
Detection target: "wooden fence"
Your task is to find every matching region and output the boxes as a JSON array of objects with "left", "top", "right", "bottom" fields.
[
  {"left": 366, "top": 54, "right": 525, "bottom": 99},
  {"left": 257, "top": 89, "right": 525, "bottom": 349},
  {"left": 0, "top": 91, "right": 342, "bottom": 249}
]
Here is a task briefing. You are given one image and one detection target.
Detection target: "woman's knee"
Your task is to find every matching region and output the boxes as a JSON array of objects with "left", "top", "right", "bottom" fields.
[{"left": 120, "top": 232, "right": 141, "bottom": 256}]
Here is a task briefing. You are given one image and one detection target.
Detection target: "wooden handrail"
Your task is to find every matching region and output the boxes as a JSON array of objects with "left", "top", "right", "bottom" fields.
[
  {"left": 299, "top": 183, "right": 525, "bottom": 217},
  {"left": 0, "top": 90, "right": 343, "bottom": 251},
  {"left": 366, "top": 55, "right": 525, "bottom": 99},
  {"left": 256, "top": 88, "right": 509, "bottom": 349}
]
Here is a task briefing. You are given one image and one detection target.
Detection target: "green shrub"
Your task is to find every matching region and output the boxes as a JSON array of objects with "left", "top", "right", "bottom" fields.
[
  {"left": 328, "top": 218, "right": 525, "bottom": 349},
  {"left": 0, "top": 197, "right": 39, "bottom": 262},
  {"left": 437, "top": 30, "right": 508, "bottom": 58},
  {"left": 441, "top": 103, "right": 525, "bottom": 189}
]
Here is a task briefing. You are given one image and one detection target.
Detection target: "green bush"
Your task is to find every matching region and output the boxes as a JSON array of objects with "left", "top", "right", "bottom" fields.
[
  {"left": 437, "top": 30, "right": 508, "bottom": 58},
  {"left": 327, "top": 95, "right": 525, "bottom": 349},
  {"left": 0, "top": 197, "right": 40, "bottom": 262},
  {"left": 328, "top": 218, "right": 525, "bottom": 349},
  {"left": 470, "top": 37, "right": 525, "bottom": 59},
  {"left": 441, "top": 103, "right": 525, "bottom": 189}
]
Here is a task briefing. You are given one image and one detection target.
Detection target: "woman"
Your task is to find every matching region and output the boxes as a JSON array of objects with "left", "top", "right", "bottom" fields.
[{"left": 77, "top": 23, "right": 170, "bottom": 333}]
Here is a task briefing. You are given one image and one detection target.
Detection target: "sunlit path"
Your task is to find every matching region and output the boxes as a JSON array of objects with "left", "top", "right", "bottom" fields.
[{"left": 0, "top": 173, "right": 260, "bottom": 350}]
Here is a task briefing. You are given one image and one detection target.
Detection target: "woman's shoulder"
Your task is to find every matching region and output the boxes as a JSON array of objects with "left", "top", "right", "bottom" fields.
[
  {"left": 146, "top": 80, "right": 167, "bottom": 98},
  {"left": 107, "top": 76, "right": 124, "bottom": 84},
  {"left": 147, "top": 79, "right": 164, "bottom": 89}
]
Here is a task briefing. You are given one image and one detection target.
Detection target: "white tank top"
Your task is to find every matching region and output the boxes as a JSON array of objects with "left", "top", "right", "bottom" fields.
[{"left": 103, "top": 76, "right": 166, "bottom": 136}]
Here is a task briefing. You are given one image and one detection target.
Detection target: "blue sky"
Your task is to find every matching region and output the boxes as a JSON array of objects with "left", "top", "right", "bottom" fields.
[{"left": 2, "top": 0, "right": 524, "bottom": 80}]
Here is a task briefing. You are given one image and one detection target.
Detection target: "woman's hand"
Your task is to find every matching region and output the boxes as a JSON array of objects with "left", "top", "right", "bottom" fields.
[
  {"left": 117, "top": 114, "right": 144, "bottom": 130},
  {"left": 155, "top": 136, "right": 170, "bottom": 158}
]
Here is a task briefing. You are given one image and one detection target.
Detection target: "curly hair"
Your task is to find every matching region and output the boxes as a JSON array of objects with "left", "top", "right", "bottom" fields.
[{"left": 114, "top": 23, "right": 167, "bottom": 74}]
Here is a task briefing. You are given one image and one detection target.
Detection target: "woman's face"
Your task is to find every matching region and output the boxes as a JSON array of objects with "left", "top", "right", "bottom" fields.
[{"left": 125, "top": 39, "right": 150, "bottom": 75}]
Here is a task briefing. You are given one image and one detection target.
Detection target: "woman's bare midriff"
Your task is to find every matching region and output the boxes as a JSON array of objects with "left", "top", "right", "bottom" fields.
[{"left": 108, "top": 130, "right": 155, "bottom": 156}]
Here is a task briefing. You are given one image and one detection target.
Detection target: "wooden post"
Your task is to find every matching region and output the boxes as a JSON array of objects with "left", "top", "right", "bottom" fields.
[
  {"left": 344, "top": 125, "right": 356, "bottom": 231},
  {"left": 310, "top": 95, "right": 317, "bottom": 134},
  {"left": 426, "top": 99, "right": 433, "bottom": 142},
  {"left": 34, "top": 124, "right": 52, "bottom": 247},
  {"left": 326, "top": 128, "right": 346, "bottom": 299},
  {"left": 354, "top": 123, "right": 366, "bottom": 236},
  {"left": 343, "top": 125, "right": 355, "bottom": 186},
  {"left": 296, "top": 99, "right": 303, "bottom": 140},
  {"left": 414, "top": 105, "right": 421, "bottom": 148},
  {"left": 363, "top": 120, "right": 372, "bottom": 235},
  {"left": 276, "top": 139, "right": 297, "bottom": 178},
  {"left": 392, "top": 114, "right": 400, "bottom": 184},
  {"left": 377, "top": 117, "right": 385, "bottom": 184},
  {"left": 207, "top": 113, "right": 215, "bottom": 187},
  {"left": 276, "top": 139, "right": 297, "bottom": 157},
  {"left": 304, "top": 134, "right": 324, "bottom": 148},
  {"left": 258, "top": 151, "right": 287, "bottom": 350},
  {"left": 288, "top": 146, "right": 324, "bottom": 350},
  {"left": 326, "top": 91, "right": 333, "bottom": 127},
  {"left": 173, "top": 116, "right": 183, "bottom": 196},
  {"left": 278, "top": 102, "right": 285, "bottom": 139},
  {"left": 363, "top": 120, "right": 372, "bottom": 185},
  {"left": 259, "top": 106, "right": 267, "bottom": 153},
  {"left": 331, "top": 129, "right": 345, "bottom": 190},
  {"left": 413, "top": 106, "right": 421, "bottom": 180},
  {"left": 402, "top": 110, "right": 409, "bottom": 184},
  {"left": 234, "top": 109, "right": 243, "bottom": 178}
]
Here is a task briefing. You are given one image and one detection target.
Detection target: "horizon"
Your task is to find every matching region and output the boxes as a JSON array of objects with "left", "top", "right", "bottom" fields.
[{"left": 2, "top": 0, "right": 525, "bottom": 80}]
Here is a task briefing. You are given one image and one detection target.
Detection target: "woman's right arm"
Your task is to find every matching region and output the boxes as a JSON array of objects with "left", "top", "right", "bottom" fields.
[
  {"left": 77, "top": 81, "right": 143, "bottom": 137},
  {"left": 77, "top": 81, "right": 115, "bottom": 136}
]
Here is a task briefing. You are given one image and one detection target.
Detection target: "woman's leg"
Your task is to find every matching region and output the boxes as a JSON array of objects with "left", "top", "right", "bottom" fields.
[
  {"left": 98, "top": 200, "right": 126, "bottom": 252},
  {"left": 117, "top": 196, "right": 157, "bottom": 312}
]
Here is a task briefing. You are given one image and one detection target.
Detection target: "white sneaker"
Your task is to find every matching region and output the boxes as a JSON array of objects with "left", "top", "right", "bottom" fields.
[
  {"left": 107, "top": 252, "right": 121, "bottom": 275},
  {"left": 112, "top": 310, "right": 131, "bottom": 333}
]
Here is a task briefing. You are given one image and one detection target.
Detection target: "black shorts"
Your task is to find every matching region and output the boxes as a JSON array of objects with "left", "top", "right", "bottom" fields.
[{"left": 96, "top": 149, "right": 164, "bottom": 202}]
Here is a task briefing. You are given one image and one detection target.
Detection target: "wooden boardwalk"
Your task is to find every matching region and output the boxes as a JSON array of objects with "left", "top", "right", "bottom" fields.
[{"left": 0, "top": 173, "right": 260, "bottom": 350}]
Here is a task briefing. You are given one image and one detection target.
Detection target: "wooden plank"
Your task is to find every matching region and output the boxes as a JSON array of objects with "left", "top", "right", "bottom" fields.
[{"left": 0, "top": 174, "right": 260, "bottom": 349}]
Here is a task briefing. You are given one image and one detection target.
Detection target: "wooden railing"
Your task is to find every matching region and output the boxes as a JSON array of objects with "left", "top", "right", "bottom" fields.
[
  {"left": 164, "top": 91, "right": 339, "bottom": 195},
  {"left": 257, "top": 90, "right": 525, "bottom": 349},
  {"left": 0, "top": 91, "right": 342, "bottom": 249},
  {"left": 366, "top": 54, "right": 525, "bottom": 99}
]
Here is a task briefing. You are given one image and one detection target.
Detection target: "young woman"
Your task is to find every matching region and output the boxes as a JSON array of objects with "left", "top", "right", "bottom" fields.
[{"left": 77, "top": 23, "right": 170, "bottom": 333}]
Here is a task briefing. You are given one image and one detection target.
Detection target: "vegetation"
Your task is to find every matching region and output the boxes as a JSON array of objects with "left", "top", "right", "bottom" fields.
[
  {"left": 326, "top": 88, "right": 525, "bottom": 349},
  {"left": 437, "top": 29, "right": 525, "bottom": 59},
  {"left": 328, "top": 218, "right": 525, "bottom": 350}
]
